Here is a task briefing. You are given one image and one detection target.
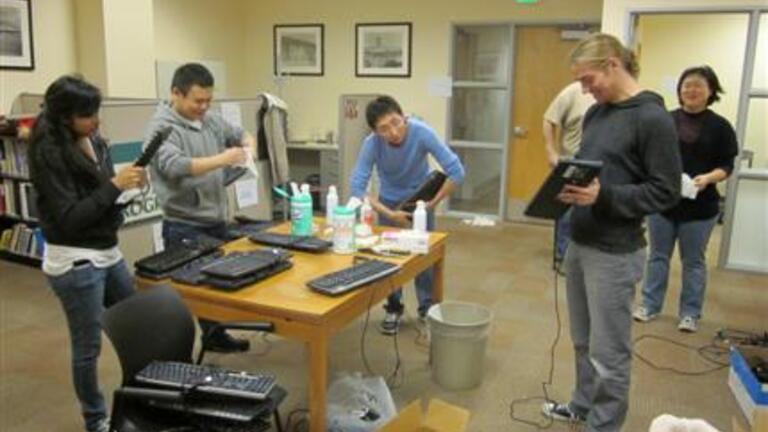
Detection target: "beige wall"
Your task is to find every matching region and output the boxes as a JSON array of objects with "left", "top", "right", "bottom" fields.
[
  {"left": 102, "top": 0, "right": 156, "bottom": 98},
  {"left": 601, "top": 0, "right": 768, "bottom": 40},
  {"left": 152, "top": 0, "right": 250, "bottom": 97},
  {"left": 636, "top": 13, "right": 747, "bottom": 123},
  {"left": 0, "top": 0, "right": 78, "bottom": 114},
  {"left": 243, "top": 0, "right": 603, "bottom": 141},
  {"left": 74, "top": 0, "right": 107, "bottom": 90}
]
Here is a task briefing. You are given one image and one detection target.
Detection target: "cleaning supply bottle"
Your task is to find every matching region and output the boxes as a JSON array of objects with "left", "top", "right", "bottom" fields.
[
  {"left": 413, "top": 200, "right": 427, "bottom": 232},
  {"left": 325, "top": 185, "right": 338, "bottom": 226},
  {"left": 360, "top": 197, "right": 374, "bottom": 228}
]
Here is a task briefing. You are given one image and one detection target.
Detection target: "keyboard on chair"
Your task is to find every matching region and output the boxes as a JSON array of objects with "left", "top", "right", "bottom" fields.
[
  {"left": 307, "top": 259, "right": 400, "bottom": 296},
  {"left": 135, "top": 361, "right": 276, "bottom": 400},
  {"left": 248, "top": 231, "right": 332, "bottom": 253}
]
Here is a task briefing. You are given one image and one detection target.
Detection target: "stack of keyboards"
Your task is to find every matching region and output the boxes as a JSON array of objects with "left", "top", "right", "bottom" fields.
[
  {"left": 134, "top": 235, "right": 293, "bottom": 291},
  {"left": 133, "top": 361, "right": 284, "bottom": 429}
]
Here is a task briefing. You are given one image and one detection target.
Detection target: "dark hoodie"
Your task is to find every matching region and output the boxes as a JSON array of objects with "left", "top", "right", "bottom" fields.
[{"left": 571, "top": 91, "right": 682, "bottom": 253}]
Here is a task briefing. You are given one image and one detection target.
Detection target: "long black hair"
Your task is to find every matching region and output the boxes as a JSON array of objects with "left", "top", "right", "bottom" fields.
[{"left": 29, "top": 75, "right": 105, "bottom": 186}]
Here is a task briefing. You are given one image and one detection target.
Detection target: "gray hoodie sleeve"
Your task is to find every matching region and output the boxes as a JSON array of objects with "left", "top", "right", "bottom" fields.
[{"left": 594, "top": 109, "right": 682, "bottom": 219}]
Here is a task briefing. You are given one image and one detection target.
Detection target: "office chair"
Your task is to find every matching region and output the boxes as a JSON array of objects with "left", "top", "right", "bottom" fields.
[{"left": 101, "top": 285, "right": 286, "bottom": 432}]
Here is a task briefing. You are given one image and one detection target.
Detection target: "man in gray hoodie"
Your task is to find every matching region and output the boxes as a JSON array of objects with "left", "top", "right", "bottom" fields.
[{"left": 145, "top": 63, "right": 256, "bottom": 353}]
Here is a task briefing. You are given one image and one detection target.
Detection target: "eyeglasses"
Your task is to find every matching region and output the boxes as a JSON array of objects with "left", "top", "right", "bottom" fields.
[{"left": 375, "top": 116, "right": 405, "bottom": 135}]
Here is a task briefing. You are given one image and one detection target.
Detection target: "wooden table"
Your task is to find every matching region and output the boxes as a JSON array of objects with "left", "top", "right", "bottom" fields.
[{"left": 137, "top": 222, "right": 448, "bottom": 432}]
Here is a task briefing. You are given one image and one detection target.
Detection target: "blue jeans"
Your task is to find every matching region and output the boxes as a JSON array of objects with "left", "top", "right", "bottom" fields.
[
  {"left": 47, "top": 259, "right": 135, "bottom": 432},
  {"left": 555, "top": 209, "right": 572, "bottom": 261},
  {"left": 377, "top": 202, "right": 435, "bottom": 316},
  {"left": 162, "top": 220, "right": 228, "bottom": 338},
  {"left": 641, "top": 214, "right": 718, "bottom": 319}
]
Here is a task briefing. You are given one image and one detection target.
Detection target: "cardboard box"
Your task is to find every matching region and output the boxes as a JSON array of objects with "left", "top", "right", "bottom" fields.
[
  {"left": 729, "top": 346, "right": 768, "bottom": 431},
  {"left": 379, "top": 399, "right": 470, "bottom": 432}
]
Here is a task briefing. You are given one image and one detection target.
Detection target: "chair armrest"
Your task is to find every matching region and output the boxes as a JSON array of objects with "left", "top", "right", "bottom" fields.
[
  {"left": 116, "top": 386, "right": 183, "bottom": 402},
  {"left": 215, "top": 321, "right": 275, "bottom": 333}
]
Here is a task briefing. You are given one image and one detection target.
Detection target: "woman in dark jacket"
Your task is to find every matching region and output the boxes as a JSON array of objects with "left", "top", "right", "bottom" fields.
[
  {"left": 633, "top": 66, "right": 738, "bottom": 333},
  {"left": 28, "top": 75, "right": 146, "bottom": 432}
]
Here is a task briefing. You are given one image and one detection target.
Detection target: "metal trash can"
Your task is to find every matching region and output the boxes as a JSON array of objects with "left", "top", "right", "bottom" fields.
[{"left": 427, "top": 301, "right": 492, "bottom": 390}]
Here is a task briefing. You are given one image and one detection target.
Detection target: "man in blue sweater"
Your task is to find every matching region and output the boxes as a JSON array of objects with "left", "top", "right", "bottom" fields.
[{"left": 349, "top": 96, "right": 465, "bottom": 335}]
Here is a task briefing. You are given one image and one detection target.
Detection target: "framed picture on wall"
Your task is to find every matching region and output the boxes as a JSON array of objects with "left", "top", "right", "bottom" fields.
[
  {"left": 0, "top": 0, "right": 34, "bottom": 70},
  {"left": 356, "top": 22, "right": 411, "bottom": 78},
  {"left": 273, "top": 24, "right": 324, "bottom": 76}
]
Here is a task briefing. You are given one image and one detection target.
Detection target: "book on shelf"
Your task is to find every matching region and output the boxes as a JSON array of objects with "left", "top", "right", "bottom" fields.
[
  {"left": 1, "top": 138, "right": 29, "bottom": 178},
  {"left": 0, "top": 223, "right": 44, "bottom": 259}
]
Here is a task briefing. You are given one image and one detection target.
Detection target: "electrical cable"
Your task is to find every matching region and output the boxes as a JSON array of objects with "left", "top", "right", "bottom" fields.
[
  {"left": 508, "top": 267, "right": 566, "bottom": 430},
  {"left": 632, "top": 333, "right": 730, "bottom": 375}
]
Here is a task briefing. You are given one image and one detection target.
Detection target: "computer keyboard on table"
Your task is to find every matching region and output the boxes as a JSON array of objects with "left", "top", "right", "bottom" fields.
[
  {"left": 135, "top": 361, "right": 276, "bottom": 400},
  {"left": 307, "top": 259, "right": 400, "bottom": 296},
  {"left": 135, "top": 234, "right": 224, "bottom": 278},
  {"left": 248, "top": 231, "right": 332, "bottom": 253},
  {"left": 171, "top": 250, "right": 292, "bottom": 291}
]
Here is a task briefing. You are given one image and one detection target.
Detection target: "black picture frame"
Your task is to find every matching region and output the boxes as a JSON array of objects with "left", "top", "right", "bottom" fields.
[
  {"left": 355, "top": 22, "right": 412, "bottom": 78},
  {"left": 273, "top": 24, "right": 324, "bottom": 76},
  {"left": 0, "top": 0, "right": 34, "bottom": 70}
]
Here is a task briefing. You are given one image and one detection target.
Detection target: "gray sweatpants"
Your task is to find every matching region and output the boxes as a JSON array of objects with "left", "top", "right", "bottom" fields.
[{"left": 565, "top": 242, "right": 645, "bottom": 432}]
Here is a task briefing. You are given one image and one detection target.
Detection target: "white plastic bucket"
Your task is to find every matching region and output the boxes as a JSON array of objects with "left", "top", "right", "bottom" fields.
[{"left": 427, "top": 301, "right": 492, "bottom": 390}]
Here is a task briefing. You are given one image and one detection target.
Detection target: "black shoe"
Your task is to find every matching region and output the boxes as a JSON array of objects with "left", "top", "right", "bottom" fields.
[{"left": 204, "top": 332, "right": 250, "bottom": 353}]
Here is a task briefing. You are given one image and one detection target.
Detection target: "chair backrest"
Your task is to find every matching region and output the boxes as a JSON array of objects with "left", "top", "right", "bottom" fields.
[{"left": 102, "top": 285, "right": 196, "bottom": 385}]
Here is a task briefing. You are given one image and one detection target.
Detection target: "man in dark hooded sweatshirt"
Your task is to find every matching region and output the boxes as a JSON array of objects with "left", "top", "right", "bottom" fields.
[{"left": 542, "top": 34, "right": 682, "bottom": 432}]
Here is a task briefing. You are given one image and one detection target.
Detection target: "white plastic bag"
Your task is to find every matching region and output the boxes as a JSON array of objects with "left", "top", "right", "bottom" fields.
[{"left": 327, "top": 372, "right": 396, "bottom": 432}]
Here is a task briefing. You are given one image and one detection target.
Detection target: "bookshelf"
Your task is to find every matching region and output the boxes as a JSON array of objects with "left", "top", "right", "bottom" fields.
[{"left": 0, "top": 116, "right": 43, "bottom": 268}]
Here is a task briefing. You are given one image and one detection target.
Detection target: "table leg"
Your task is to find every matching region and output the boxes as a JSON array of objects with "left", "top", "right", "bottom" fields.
[
  {"left": 307, "top": 335, "right": 328, "bottom": 432},
  {"left": 433, "top": 246, "right": 445, "bottom": 302}
]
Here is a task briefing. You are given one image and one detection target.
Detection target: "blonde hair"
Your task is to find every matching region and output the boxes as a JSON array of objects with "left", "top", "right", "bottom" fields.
[{"left": 570, "top": 33, "right": 640, "bottom": 78}]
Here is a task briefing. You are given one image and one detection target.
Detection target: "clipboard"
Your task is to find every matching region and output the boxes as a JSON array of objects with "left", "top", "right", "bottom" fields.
[
  {"left": 524, "top": 158, "right": 603, "bottom": 220},
  {"left": 396, "top": 171, "right": 447, "bottom": 213}
]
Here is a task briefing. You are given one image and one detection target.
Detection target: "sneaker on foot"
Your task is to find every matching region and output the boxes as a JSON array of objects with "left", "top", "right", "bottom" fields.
[
  {"left": 633, "top": 305, "right": 658, "bottom": 323},
  {"left": 541, "top": 401, "right": 585, "bottom": 423},
  {"left": 379, "top": 312, "right": 402, "bottom": 335},
  {"left": 678, "top": 316, "right": 698, "bottom": 333},
  {"left": 94, "top": 417, "right": 111, "bottom": 432}
]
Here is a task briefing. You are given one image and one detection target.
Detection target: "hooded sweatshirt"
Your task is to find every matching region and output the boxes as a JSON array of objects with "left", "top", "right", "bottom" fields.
[
  {"left": 145, "top": 102, "right": 244, "bottom": 225},
  {"left": 571, "top": 91, "right": 682, "bottom": 253}
]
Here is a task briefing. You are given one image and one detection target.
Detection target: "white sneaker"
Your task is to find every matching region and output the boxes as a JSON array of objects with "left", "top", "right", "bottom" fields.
[
  {"left": 678, "top": 316, "right": 698, "bottom": 333},
  {"left": 379, "top": 312, "right": 402, "bottom": 335},
  {"left": 94, "top": 417, "right": 111, "bottom": 432},
  {"left": 633, "top": 305, "right": 658, "bottom": 323}
]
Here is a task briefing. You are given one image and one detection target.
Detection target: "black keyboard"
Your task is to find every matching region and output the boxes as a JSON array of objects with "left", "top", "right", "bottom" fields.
[
  {"left": 248, "top": 232, "right": 332, "bottom": 253},
  {"left": 201, "top": 250, "right": 288, "bottom": 279},
  {"left": 205, "top": 259, "right": 293, "bottom": 291},
  {"left": 135, "top": 361, "right": 276, "bottom": 400},
  {"left": 135, "top": 235, "right": 224, "bottom": 277},
  {"left": 170, "top": 251, "right": 226, "bottom": 285},
  {"left": 307, "top": 259, "right": 400, "bottom": 296}
]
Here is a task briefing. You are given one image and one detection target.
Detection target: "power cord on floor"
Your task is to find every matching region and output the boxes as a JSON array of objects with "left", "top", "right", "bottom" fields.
[
  {"left": 359, "top": 262, "right": 404, "bottom": 389},
  {"left": 632, "top": 333, "right": 730, "bottom": 376},
  {"left": 508, "top": 267, "right": 564, "bottom": 430}
]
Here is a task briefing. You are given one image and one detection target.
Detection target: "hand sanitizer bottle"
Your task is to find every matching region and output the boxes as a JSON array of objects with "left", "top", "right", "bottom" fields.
[
  {"left": 325, "top": 185, "right": 338, "bottom": 226},
  {"left": 413, "top": 200, "right": 427, "bottom": 232}
]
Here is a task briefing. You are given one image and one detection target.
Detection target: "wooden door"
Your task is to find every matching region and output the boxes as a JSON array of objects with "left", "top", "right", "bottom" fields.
[{"left": 505, "top": 26, "right": 589, "bottom": 219}]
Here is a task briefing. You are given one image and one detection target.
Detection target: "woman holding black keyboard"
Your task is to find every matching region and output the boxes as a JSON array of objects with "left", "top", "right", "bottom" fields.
[{"left": 28, "top": 75, "right": 146, "bottom": 432}]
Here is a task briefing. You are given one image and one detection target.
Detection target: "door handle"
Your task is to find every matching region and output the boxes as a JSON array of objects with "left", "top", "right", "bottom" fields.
[{"left": 513, "top": 126, "right": 528, "bottom": 138}]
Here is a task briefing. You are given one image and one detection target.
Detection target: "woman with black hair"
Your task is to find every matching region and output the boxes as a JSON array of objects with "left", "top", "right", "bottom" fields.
[
  {"left": 28, "top": 75, "right": 146, "bottom": 432},
  {"left": 633, "top": 66, "right": 738, "bottom": 333}
]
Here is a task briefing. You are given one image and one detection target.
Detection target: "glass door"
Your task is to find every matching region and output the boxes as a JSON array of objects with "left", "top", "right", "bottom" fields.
[{"left": 447, "top": 25, "right": 511, "bottom": 218}]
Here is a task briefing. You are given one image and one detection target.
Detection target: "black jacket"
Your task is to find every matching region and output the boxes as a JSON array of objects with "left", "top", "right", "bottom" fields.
[
  {"left": 571, "top": 91, "right": 682, "bottom": 253},
  {"left": 663, "top": 108, "right": 738, "bottom": 221},
  {"left": 29, "top": 133, "right": 124, "bottom": 249}
]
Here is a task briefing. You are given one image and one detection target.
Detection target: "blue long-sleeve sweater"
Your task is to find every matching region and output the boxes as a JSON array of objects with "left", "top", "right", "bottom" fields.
[{"left": 349, "top": 118, "right": 465, "bottom": 204}]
